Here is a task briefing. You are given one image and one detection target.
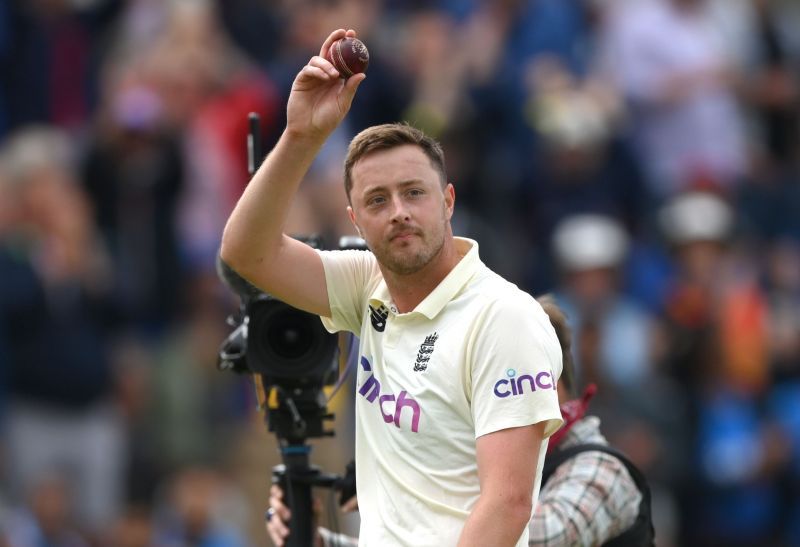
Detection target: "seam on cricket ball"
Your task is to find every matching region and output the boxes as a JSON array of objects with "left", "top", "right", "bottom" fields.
[{"left": 334, "top": 41, "right": 353, "bottom": 78}]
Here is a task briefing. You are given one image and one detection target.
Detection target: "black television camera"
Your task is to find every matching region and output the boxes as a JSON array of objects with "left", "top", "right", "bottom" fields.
[
  {"left": 216, "top": 236, "right": 341, "bottom": 444},
  {"left": 217, "top": 234, "right": 366, "bottom": 442}
]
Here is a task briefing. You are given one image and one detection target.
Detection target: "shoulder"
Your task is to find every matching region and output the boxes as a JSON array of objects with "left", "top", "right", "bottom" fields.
[
  {"left": 559, "top": 448, "right": 630, "bottom": 477},
  {"left": 469, "top": 276, "right": 554, "bottom": 339},
  {"left": 463, "top": 276, "right": 561, "bottom": 369},
  {"left": 469, "top": 269, "right": 543, "bottom": 316}
]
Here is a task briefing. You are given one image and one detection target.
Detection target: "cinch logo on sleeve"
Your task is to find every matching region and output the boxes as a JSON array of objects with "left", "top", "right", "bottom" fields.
[
  {"left": 358, "top": 356, "right": 421, "bottom": 433},
  {"left": 493, "top": 368, "right": 556, "bottom": 398}
]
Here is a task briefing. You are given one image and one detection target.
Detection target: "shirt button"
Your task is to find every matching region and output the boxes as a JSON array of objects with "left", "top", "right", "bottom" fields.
[{"left": 390, "top": 306, "right": 397, "bottom": 313}]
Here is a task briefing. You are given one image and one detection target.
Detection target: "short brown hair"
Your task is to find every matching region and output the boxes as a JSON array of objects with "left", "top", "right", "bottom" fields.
[
  {"left": 343, "top": 123, "right": 446, "bottom": 201},
  {"left": 537, "top": 294, "right": 576, "bottom": 397}
]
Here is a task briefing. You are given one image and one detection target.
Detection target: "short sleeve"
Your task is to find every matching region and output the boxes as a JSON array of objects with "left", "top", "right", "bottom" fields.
[
  {"left": 470, "top": 295, "right": 563, "bottom": 439},
  {"left": 317, "top": 249, "right": 380, "bottom": 335}
]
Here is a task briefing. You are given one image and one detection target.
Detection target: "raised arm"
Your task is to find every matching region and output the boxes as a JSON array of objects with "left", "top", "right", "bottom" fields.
[{"left": 219, "top": 29, "right": 365, "bottom": 317}]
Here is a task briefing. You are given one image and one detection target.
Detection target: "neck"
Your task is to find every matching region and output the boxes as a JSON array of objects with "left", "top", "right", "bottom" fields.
[{"left": 382, "top": 235, "right": 461, "bottom": 313}]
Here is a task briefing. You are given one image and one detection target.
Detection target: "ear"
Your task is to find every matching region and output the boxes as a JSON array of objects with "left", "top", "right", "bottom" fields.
[
  {"left": 347, "top": 206, "right": 362, "bottom": 236},
  {"left": 444, "top": 183, "right": 455, "bottom": 221}
]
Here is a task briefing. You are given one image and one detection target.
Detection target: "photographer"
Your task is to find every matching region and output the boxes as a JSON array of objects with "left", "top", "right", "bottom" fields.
[
  {"left": 220, "top": 28, "right": 563, "bottom": 546},
  {"left": 266, "top": 297, "right": 654, "bottom": 546}
]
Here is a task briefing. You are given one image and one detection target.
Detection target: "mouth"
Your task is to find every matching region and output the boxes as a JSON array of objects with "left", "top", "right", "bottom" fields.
[{"left": 390, "top": 230, "right": 419, "bottom": 242}]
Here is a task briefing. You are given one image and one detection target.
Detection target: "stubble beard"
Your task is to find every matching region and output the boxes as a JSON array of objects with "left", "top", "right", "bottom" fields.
[{"left": 373, "top": 225, "right": 446, "bottom": 276}]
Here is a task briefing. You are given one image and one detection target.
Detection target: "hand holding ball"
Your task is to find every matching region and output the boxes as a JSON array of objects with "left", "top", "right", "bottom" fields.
[{"left": 325, "top": 37, "right": 369, "bottom": 78}]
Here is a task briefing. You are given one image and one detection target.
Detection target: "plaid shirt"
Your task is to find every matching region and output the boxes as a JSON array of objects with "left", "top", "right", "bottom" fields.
[{"left": 529, "top": 416, "right": 642, "bottom": 546}]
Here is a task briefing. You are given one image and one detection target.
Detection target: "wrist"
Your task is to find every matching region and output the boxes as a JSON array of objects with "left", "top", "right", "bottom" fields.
[{"left": 283, "top": 126, "right": 329, "bottom": 148}]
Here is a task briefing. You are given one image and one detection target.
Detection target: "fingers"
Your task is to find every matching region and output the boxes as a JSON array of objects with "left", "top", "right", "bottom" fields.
[
  {"left": 266, "top": 485, "right": 291, "bottom": 546},
  {"left": 320, "top": 28, "right": 347, "bottom": 58},
  {"left": 296, "top": 56, "right": 340, "bottom": 85},
  {"left": 265, "top": 511, "right": 290, "bottom": 547},
  {"left": 269, "top": 485, "right": 292, "bottom": 522},
  {"left": 319, "top": 28, "right": 358, "bottom": 62},
  {"left": 309, "top": 56, "right": 340, "bottom": 79}
]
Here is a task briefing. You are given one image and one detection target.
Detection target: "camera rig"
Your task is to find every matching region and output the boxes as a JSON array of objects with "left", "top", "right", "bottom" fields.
[
  {"left": 217, "top": 238, "right": 359, "bottom": 547},
  {"left": 216, "top": 110, "right": 365, "bottom": 547}
]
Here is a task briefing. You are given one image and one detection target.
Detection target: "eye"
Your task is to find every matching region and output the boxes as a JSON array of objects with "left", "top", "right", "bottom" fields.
[
  {"left": 366, "top": 195, "right": 386, "bottom": 207},
  {"left": 408, "top": 188, "right": 424, "bottom": 198}
]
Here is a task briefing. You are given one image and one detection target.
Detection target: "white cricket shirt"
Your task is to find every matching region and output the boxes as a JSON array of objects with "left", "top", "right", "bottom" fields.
[{"left": 318, "top": 237, "right": 563, "bottom": 546}]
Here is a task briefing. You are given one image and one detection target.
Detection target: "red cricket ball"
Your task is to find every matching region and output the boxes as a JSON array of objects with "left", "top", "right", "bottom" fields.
[{"left": 325, "top": 37, "right": 369, "bottom": 78}]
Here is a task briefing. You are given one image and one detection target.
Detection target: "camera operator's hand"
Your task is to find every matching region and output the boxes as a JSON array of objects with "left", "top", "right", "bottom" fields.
[
  {"left": 286, "top": 29, "right": 366, "bottom": 142},
  {"left": 266, "top": 484, "right": 361, "bottom": 547},
  {"left": 266, "top": 484, "right": 323, "bottom": 547}
]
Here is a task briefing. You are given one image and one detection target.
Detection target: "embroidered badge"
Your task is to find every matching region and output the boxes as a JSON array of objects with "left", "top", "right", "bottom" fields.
[
  {"left": 413, "top": 332, "right": 438, "bottom": 372},
  {"left": 369, "top": 304, "right": 389, "bottom": 332}
]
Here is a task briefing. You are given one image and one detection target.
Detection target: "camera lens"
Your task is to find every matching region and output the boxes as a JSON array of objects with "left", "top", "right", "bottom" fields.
[
  {"left": 246, "top": 295, "right": 338, "bottom": 385},
  {"left": 267, "top": 314, "right": 314, "bottom": 360}
]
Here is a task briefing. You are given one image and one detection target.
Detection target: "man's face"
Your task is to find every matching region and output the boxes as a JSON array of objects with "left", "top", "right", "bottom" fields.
[{"left": 348, "top": 144, "right": 454, "bottom": 276}]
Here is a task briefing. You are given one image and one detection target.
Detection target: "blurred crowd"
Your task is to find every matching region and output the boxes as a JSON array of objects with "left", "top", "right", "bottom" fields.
[{"left": 0, "top": 0, "right": 799, "bottom": 545}]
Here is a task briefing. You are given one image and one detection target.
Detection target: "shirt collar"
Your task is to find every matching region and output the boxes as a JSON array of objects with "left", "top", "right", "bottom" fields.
[{"left": 368, "top": 237, "right": 480, "bottom": 319}]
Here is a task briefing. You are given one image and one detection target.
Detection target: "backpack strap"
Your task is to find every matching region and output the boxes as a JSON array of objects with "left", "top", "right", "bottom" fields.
[{"left": 542, "top": 443, "right": 655, "bottom": 547}]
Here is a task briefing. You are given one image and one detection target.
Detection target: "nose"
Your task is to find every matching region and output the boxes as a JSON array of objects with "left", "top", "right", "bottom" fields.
[{"left": 389, "top": 196, "right": 410, "bottom": 223}]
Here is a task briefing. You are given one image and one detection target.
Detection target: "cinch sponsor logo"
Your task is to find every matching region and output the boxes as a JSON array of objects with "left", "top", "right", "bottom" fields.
[
  {"left": 493, "top": 368, "right": 556, "bottom": 398},
  {"left": 358, "top": 356, "right": 421, "bottom": 433}
]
